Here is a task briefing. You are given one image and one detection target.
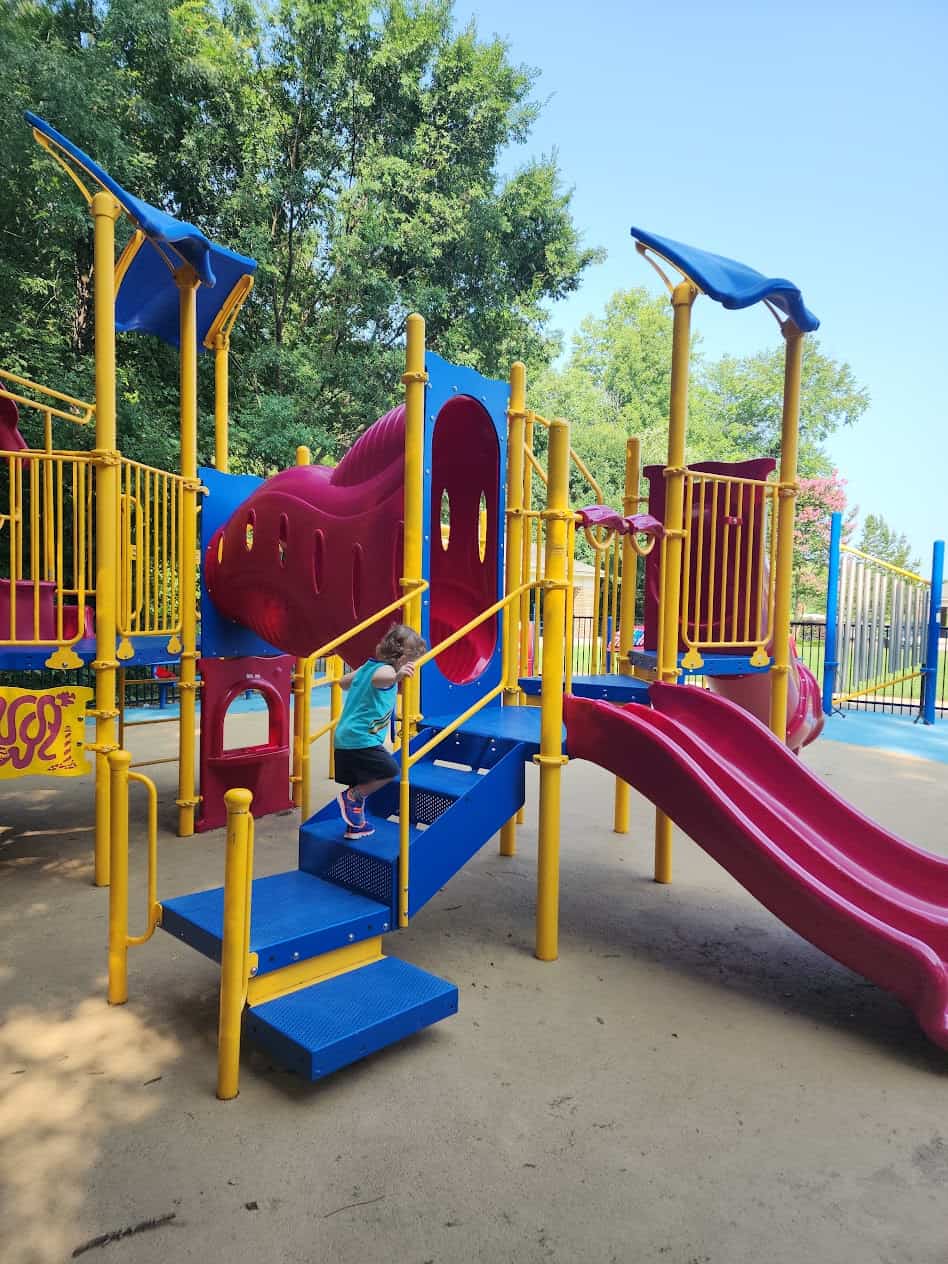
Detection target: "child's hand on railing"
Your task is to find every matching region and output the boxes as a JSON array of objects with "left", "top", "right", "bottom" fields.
[{"left": 395, "top": 661, "right": 416, "bottom": 683}]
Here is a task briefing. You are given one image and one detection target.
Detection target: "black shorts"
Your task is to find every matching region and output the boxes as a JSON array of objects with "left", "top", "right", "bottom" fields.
[{"left": 333, "top": 744, "right": 399, "bottom": 788}]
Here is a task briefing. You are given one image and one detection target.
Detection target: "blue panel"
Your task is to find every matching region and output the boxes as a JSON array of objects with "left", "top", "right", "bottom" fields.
[
  {"left": 628, "top": 650, "right": 770, "bottom": 677},
  {"left": 160, "top": 870, "right": 390, "bottom": 973},
  {"left": 406, "top": 741, "right": 526, "bottom": 914},
  {"left": 409, "top": 759, "right": 483, "bottom": 799},
  {"left": 419, "top": 352, "right": 509, "bottom": 720},
  {"left": 631, "top": 226, "right": 819, "bottom": 333},
  {"left": 299, "top": 811, "right": 405, "bottom": 913},
  {"left": 199, "top": 466, "right": 283, "bottom": 660},
  {"left": 519, "top": 674, "right": 652, "bottom": 704},
  {"left": 423, "top": 705, "right": 555, "bottom": 754},
  {"left": 0, "top": 635, "right": 181, "bottom": 671},
  {"left": 245, "top": 956, "right": 458, "bottom": 1081}
]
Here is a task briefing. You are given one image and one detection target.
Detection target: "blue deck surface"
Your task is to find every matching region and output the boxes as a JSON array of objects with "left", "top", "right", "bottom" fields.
[
  {"left": 520, "top": 674, "right": 650, "bottom": 703},
  {"left": 423, "top": 703, "right": 558, "bottom": 754},
  {"left": 821, "top": 711, "right": 948, "bottom": 765},
  {"left": 246, "top": 955, "right": 458, "bottom": 1081},
  {"left": 160, "top": 870, "right": 390, "bottom": 972}
]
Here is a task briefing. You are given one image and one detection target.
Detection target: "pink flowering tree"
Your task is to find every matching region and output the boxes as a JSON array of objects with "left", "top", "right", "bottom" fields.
[{"left": 792, "top": 471, "right": 855, "bottom": 614}]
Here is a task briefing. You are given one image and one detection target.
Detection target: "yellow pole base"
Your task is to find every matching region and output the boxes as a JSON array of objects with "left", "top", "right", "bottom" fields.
[
  {"left": 613, "top": 778, "right": 630, "bottom": 835},
  {"left": 500, "top": 818, "right": 516, "bottom": 856},
  {"left": 654, "top": 809, "right": 673, "bottom": 884}
]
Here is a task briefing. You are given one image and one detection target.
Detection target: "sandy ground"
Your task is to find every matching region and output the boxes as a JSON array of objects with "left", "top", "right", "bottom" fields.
[{"left": 2, "top": 710, "right": 948, "bottom": 1264}]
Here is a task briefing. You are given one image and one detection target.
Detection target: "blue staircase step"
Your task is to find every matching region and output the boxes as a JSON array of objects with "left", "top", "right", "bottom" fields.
[
  {"left": 519, "top": 673, "right": 651, "bottom": 703},
  {"left": 245, "top": 956, "right": 458, "bottom": 1081},
  {"left": 409, "top": 759, "right": 484, "bottom": 799},
  {"left": 423, "top": 704, "right": 555, "bottom": 754},
  {"left": 160, "top": 871, "right": 390, "bottom": 973}
]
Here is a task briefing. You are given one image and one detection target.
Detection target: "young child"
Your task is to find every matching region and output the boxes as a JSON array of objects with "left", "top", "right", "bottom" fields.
[{"left": 333, "top": 624, "right": 427, "bottom": 838}]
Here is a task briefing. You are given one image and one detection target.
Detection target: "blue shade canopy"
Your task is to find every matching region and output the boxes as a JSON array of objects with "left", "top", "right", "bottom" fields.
[
  {"left": 631, "top": 227, "right": 819, "bottom": 332},
  {"left": 26, "top": 112, "right": 256, "bottom": 348}
]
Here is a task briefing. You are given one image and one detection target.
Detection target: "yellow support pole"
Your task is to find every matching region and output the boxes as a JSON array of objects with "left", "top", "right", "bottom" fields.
[
  {"left": 613, "top": 436, "right": 641, "bottom": 835},
  {"left": 769, "top": 323, "right": 804, "bottom": 742},
  {"left": 91, "top": 190, "right": 121, "bottom": 887},
  {"left": 176, "top": 266, "right": 201, "bottom": 838},
  {"left": 401, "top": 314, "right": 427, "bottom": 738},
  {"left": 292, "top": 445, "right": 312, "bottom": 811},
  {"left": 654, "top": 281, "right": 698, "bottom": 885},
  {"left": 107, "top": 749, "right": 132, "bottom": 1004},
  {"left": 328, "top": 654, "right": 342, "bottom": 778},
  {"left": 218, "top": 787, "right": 254, "bottom": 1101},
  {"left": 535, "top": 418, "right": 570, "bottom": 962},
  {"left": 500, "top": 362, "right": 526, "bottom": 858},
  {"left": 213, "top": 334, "right": 229, "bottom": 472}
]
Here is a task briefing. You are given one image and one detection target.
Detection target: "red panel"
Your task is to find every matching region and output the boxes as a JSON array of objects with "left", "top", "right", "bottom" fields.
[
  {"left": 0, "top": 580, "right": 93, "bottom": 640},
  {"left": 429, "top": 397, "right": 499, "bottom": 684},
  {"left": 197, "top": 654, "right": 294, "bottom": 832}
]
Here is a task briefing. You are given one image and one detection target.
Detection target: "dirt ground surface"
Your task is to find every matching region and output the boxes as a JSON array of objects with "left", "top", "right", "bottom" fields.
[{"left": 2, "top": 709, "right": 948, "bottom": 1264}]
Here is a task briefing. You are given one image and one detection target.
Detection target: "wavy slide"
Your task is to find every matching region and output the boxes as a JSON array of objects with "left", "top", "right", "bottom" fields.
[{"left": 565, "top": 683, "right": 948, "bottom": 1049}]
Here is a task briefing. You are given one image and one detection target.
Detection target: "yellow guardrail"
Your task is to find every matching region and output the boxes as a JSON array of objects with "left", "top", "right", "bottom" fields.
[
  {"left": 0, "top": 371, "right": 95, "bottom": 433},
  {"left": 106, "top": 751, "right": 160, "bottom": 1005},
  {"left": 117, "top": 457, "right": 187, "bottom": 655},
  {"left": 396, "top": 578, "right": 543, "bottom": 928},
  {"left": 677, "top": 469, "right": 779, "bottom": 670}
]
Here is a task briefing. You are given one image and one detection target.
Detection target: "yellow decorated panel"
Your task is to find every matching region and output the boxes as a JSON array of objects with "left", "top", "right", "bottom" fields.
[{"left": 0, "top": 685, "right": 93, "bottom": 778}]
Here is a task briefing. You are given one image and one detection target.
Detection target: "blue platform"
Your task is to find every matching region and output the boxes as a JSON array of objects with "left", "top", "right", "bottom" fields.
[
  {"left": 161, "top": 871, "right": 391, "bottom": 973},
  {"left": 0, "top": 634, "right": 182, "bottom": 672},
  {"left": 246, "top": 956, "right": 458, "bottom": 1081},
  {"left": 628, "top": 649, "right": 769, "bottom": 677},
  {"left": 519, "top": 673, "right": 651, "bottom": 704}
]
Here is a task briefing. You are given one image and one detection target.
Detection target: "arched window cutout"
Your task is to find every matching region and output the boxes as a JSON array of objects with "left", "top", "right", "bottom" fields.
[
  {"left": 312, "top": 529, "right": 325, "bottom": 593},
  {"left": 351, "top": 543, "right": 364, "bottom": 618},
  {"left": 222, "top": 691, "right": 269, "bottom": 752},
  {"left": 278, "top": 513, "right": 288, "bottom": 567},
  {"left": 477, "top": 491, "right": 488, "bottom": 563},
  {"left": 440, "top": 488, "right": 450, "bottom": 551},
  {"left": 216, "top": 532, "right": 224, "bottom": 564},
  {"left": 244, "top": 510, "right": 255, "bottom": 552}
]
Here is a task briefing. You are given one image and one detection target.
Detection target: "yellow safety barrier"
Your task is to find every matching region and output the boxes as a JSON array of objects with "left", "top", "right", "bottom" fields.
[{"left": 117, "top": 458, "right": 187, "bottom": 656}]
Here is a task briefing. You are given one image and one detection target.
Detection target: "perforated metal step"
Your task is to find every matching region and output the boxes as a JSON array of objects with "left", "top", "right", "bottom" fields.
[{"left": 246, "top": 955, "right": 458, "bottom": 1080}]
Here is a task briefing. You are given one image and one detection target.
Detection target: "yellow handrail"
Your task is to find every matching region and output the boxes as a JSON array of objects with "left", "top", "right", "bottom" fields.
[
  {"left": 309, "top": 581, "right": 429, "bottom": 663},
  {"left": 395, "top": 579, "right": 544, "bottom": 927},
  {"left": 106, "top": 752, "right": 160, "bottom": 1007},
  {"left": 0, "top": 370, "right": 95, "bottom": 427},
  {"left": 840, "top": 545, "right": 929, "bottom": 586}
]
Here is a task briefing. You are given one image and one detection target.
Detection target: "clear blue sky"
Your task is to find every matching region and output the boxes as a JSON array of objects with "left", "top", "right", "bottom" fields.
[{"left": 452, "top": 0, "right": 947, "bottom": 569}]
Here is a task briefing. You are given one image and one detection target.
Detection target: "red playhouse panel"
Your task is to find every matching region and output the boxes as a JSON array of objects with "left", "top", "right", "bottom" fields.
[
  {"left": 642, "top": 458, "right": 776, "bottom": 654},
  {"left": 197, "top": 654, "right": 294, "bottom": 833},
  {"left": 0, "top": 384, "right": 27, "bottom": 451},
  {"left": 0, "top": 579, "right": 94, "bottom": 642},
  {"left": 204, "top": 406, "right": 406, "bottom": 666}
]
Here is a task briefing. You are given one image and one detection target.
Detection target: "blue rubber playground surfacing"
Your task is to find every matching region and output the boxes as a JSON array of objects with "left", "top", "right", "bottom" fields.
[{"left": 822, "top": 711, "right": 948, "bottom": 765}]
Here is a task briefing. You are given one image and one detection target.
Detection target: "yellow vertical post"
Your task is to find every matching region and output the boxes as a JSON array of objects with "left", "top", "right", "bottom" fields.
[
  {"left": 519, "top": 413, "right": 535, "bottom": 676},
  {"left": 654, "top": 281, "right": 698, "bottom": 885},
  {"left": 218, "top": 787, "right": 254, "bottom": 1101},
  {"left": 500, "top": 362, "right": 526, "bottom": 858},
  {"left": 176, "top": 266, "right": 200, "bottom": 838},
  {"left": 770, "top": 323, "right": 804, "bottom": 741},
  {"left": 91, "top": 190, "right": 121, "bottom": 887},
  {"left": 328, "top": 654, "right": 342, "bottom": 778},
  {"left": 107, "top": 749, "right": 132, "bottom": 1004},
  {"left": 292, "top": 446, "right": 312, "bottom": 810},
  {"left": 535, "top": 418, "right": 570, "bottom": 962},
  {"left": 401, "top": 314, "right": 427, "bottom": 738},
  {"left": 613, "top": 436, "right": 641, "bottom": 835},
  {"left": 213, "top": 334, "right": 229, "bottom": 473}
]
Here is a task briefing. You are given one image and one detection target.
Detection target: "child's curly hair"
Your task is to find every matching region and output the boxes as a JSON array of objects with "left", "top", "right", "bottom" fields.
[{"left": 375, "top": 623, "right": 427, "bottom": 665}]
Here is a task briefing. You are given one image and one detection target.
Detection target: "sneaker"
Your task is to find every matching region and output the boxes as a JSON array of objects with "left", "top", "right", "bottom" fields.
[
  {"left": 344, "top": 824, "right": 376, "bottom": 840},
  {"left": 336, "top": 788, "right": 366, "bottom": 832}
]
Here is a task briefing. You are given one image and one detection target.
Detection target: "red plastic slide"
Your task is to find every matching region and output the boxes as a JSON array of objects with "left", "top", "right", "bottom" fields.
[{"left": 565, "top": 683, "right": 948, "bottom": 1050}]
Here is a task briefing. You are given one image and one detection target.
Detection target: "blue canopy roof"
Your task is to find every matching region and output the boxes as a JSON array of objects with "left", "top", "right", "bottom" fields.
[
  {"left": 630, "top": 227, "right": 819, "bottom": 333},
  {"left": 26, "top": 112, "right": 256, "bottom": 349}
]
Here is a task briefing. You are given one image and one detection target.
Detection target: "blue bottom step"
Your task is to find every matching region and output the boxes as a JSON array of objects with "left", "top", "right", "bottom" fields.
[{"left": 246, "top": 956, "right": 458, "bottom": 1080}]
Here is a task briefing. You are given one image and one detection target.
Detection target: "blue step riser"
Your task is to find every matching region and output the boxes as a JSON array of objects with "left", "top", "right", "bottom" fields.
[{"left": 404, "top": 742, "right": 526, "bottom": 914}]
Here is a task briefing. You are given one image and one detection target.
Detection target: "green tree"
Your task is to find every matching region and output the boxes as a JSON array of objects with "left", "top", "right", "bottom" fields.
[
  {"left": 0, "top": 0, "right": 600, "bottom": 475},
  {"left": 858, "top": 513, "right": 920, "bottom": 573}
]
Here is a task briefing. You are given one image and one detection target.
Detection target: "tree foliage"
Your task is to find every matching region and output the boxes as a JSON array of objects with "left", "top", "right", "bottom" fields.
[
  {"left": 0, "top": 0, "right": 600, "bottom": 472},
  {"left": 858, "top": 513, "right": 920, "bottom": 574}
]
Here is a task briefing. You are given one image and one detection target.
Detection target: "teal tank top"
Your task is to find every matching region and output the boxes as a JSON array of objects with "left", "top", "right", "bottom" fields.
[{"left": 334, "top": 659, "right": 397, "bottom": 750}]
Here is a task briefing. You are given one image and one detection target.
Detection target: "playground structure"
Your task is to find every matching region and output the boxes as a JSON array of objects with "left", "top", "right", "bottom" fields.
[
  {"left": 823, "top": 511, "right": 944, "bottom": 723},
  {"left": 5, "top": 115, "right": 948, "bottom": 1098}
]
